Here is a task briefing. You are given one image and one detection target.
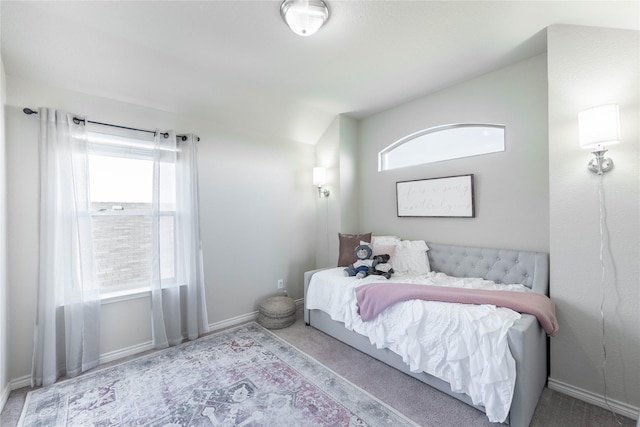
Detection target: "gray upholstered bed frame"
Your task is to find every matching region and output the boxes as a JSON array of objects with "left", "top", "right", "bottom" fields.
[{"left": 303, "top": 243, "right": 549, "bottom": 427}]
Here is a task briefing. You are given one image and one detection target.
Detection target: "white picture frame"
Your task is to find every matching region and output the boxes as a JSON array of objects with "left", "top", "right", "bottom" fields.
[{"left": 396, "top": 174, "right": 475, "bottom": 218}]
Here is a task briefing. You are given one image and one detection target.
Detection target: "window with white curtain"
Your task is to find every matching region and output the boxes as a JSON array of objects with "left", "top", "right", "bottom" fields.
[{"left": 87, "top": 131, "right": 176, "bottom": 296}]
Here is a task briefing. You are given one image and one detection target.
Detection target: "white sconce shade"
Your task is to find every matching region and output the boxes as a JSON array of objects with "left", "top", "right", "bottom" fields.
[
  {"left": 578, "top": 104, "right": 620, "bottom": 175},
  {"left": 280, "top": 0, "right": 329, "bottom": 37},
  {"left": 312, "top": 167, "right": 330, "bottom": 197},
  {"left": 313, "top": 167, "right": 326, "bottom": 186},
  {"left": 579, "top": 104, "right": 620, "bottom": 151}
]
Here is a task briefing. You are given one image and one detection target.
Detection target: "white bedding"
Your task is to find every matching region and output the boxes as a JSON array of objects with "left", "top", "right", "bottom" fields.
[{"left": 306, "top": 268, "right": 532, "bottom": 423}]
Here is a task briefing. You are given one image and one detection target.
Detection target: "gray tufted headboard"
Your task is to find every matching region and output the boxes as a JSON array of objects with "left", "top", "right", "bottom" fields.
[{"left": 427, "top": 243, "right": 549, "bottom": 295}]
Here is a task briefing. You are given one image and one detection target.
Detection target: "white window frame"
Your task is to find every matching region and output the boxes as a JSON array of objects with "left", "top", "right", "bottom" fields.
[
  {"left": 86, "top": 130, "right": 177, "bottom": 299},
  {"left": 378, "top": 123, "right": 506, "bottom": 171}
]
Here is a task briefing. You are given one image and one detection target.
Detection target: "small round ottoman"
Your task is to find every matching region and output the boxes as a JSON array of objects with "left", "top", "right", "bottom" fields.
[{"left": 258, "top": 296, "right": 296, "bottom": 329}]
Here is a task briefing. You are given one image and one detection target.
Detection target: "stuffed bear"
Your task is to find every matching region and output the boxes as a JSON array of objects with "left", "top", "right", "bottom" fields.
[
  {"left": 344, "top": 244, "right": 374, "bottom": 279},
  {"left": 368, "top": 254, "right": 394, "bottom": 279}
]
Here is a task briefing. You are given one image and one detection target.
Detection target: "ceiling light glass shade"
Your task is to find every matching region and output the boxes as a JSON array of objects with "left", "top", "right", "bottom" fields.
[
  {"left": 578, "top": 104, "right": 620, "bottom": 151},
  {"left": 281, "top": 0, "right": 329, "bottom": 36}
]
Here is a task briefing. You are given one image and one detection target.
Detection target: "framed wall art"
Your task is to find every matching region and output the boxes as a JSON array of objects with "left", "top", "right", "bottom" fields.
[{"left": 396, "top": 174, "right": 475, "bottom": 218}]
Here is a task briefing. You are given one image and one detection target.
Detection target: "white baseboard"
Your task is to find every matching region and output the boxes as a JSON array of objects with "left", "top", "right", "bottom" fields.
[
  {"left": 9, "top": 374, "right": 30, "bottom": 391},
  {"left": 98, "top": 341, "right": 155, "bottom": 366},
  {"left": 8, "top": 301, "right": 308, "bottom": 393},
  {"left": 8, "top": 341, "right": 157, "bottom": 392},
  {"left": 208, "top": 311, "right": 259, "bottom": 331},
  {"left": 548, "top": 377, "right": 639, "bottom": 420},
  {"left": 206, "top": 298, "right": 304, "bottom": 332},
  {"left": 1, "top": 382, "right": 11, "bottom": 414}
]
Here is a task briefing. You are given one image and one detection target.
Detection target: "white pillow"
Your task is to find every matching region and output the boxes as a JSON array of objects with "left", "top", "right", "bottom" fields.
[
  {"left": 371, "top": 235, "right": 401, "bottom": 247},
  {"left": 393, "top": 240, "right": 431, "bottom": 274}
]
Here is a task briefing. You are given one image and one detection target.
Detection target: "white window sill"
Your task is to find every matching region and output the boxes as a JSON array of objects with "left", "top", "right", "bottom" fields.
[
  {"left": 99, "top": 282, "right": 185, "bottom": 305},
  {"left": 100, "top": 287, "right": 151, "bottom": 305}
]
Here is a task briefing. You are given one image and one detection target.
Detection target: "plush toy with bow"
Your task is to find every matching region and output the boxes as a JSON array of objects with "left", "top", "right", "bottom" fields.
[{"left": 368, "top": 254, "right": 394, "bottom": 279}]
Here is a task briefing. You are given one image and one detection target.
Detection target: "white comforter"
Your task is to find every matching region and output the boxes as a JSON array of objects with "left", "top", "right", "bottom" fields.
[{"left": 306, "top": 268, "right": 531, "bottom": 423}]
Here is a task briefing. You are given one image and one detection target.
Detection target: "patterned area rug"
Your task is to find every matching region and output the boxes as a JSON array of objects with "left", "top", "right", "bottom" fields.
[{"left": 18, "top": 322, "right": 417, "bottom": 426}]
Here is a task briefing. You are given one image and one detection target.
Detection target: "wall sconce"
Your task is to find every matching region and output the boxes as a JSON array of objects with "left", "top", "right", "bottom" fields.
[
  {"left": 280, "top": 0, "right": 329, "bottom": 37},
  {"left": 578, "top": 104, "right": 620, "bottom": 175},
  {"left": 313, "top": 167, "right": 330, "bottom": 198}
]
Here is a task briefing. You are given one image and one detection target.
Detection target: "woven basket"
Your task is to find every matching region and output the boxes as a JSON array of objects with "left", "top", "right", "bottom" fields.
[{"left": 257, "top": 296, "right": 296, "bottom": 329}]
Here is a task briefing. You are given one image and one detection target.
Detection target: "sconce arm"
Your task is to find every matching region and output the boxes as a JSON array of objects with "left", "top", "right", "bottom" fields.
[{"left": 587, "top": 149, "right": 614, "bottom": 175}]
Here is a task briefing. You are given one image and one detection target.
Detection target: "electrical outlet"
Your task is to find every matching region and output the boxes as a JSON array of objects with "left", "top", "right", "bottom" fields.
[{"left": 277, "top": 279, "right": 284, "bottom": 289}]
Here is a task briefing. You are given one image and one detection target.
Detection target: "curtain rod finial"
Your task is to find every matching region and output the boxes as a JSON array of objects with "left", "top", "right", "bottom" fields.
[{"left": 23, "top": 108, "right": 38, "bottom": 115}]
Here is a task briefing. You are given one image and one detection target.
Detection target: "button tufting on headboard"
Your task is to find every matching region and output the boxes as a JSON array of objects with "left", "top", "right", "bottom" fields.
[{"left": 426, "top": 243, "right": 549, "bottom": 295}]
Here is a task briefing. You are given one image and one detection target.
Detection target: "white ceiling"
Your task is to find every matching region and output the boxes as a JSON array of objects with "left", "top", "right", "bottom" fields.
[{"left": 2, "top": 1, "right": 638, "bottom": 144}]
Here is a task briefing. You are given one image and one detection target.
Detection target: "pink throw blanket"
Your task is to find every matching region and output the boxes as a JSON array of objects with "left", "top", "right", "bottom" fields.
[{"left": 355, "top": 283, "right": 559, "bottom": 336}]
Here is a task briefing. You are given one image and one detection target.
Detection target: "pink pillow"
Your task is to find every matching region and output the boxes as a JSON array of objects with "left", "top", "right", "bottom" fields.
[{"left": 372, "top": 245, "right": 396, "bottom": 266}]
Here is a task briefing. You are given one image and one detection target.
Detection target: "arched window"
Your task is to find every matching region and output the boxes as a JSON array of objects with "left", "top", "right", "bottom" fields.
[{"left": 378, "top": 124, "right": 505, "bottom": 171}]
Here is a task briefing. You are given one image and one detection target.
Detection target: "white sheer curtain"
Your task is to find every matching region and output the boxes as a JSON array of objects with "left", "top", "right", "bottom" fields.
[
  {"left": 32, "top": 108, "right": 100, "bottom": 387},
  {"left": 150, "top": 132, "right": 208, "bottom": 348}
]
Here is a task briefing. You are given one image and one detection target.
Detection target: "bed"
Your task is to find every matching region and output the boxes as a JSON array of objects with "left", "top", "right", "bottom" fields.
[{"left": 304, "top": 241, "right": 551, "bottom": 427}]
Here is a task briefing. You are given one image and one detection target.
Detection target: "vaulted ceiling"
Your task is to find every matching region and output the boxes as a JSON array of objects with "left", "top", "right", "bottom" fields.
[{"left": 2, "top": 1, "right": 638, "bottom": 143}]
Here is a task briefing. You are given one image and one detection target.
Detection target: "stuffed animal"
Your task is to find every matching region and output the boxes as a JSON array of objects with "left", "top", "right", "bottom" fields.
[
  {"left": 368, "top": 254, "right": 394, "bottom": 279},
  {"left": 344, "top": 244, "right": 374, "bottom": 279}
]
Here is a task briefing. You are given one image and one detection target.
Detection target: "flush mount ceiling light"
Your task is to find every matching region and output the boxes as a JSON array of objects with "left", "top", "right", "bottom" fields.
[{"left": 280, "top": 0, "right": 329, "bottom": 36}]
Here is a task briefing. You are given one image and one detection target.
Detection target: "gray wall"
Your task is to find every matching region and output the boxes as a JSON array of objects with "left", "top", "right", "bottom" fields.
[
  {"left": 4, "top": 76, "right": 317, "bottom": 386},
  {"left": 0, "top": 54, "right": 9, "bottom": 408},
  {"left": 358, "top": 54, "right": 549, "bottom": 252},
  {"left": 314, "top": 116, "right": 339, "bottom": 268},
  {"left": 547, "top": 24, "right": 639, "bottom": 415},
  {"left": 314, "top": 114, "right": 359, "bottom": 268}
]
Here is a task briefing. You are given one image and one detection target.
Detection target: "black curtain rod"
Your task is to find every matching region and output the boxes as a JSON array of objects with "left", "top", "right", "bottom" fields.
[{"left": 23, "top": 108, "right": 198, "bottom": 141}]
